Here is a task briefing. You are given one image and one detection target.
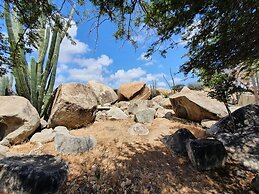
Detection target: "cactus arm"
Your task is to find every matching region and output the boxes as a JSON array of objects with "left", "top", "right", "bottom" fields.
[
  {"left": 37, "top": 28, "right": 58, "bottom": 111},
  {"left": 60, "top": 4, "right": 76, "bottom": 41},
  {"left": 30, "top": 57, "right": 38, "bottom": 109}
]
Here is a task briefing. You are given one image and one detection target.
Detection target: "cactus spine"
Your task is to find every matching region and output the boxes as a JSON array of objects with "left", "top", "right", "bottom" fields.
[{"left": 4, "top": 1, "right": 75, "bottom": 116}]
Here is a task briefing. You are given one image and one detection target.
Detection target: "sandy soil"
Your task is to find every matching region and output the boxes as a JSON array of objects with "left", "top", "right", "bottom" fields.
[{"left": 8, "top": 118, "right": 256, "bottom": 194}]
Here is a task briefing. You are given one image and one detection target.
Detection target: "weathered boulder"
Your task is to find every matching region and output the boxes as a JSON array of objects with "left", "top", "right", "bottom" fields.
[
  {"left": 163, "top": 128, "right": 196, "bottom": 155},
  {"left": 0, "top": 155, "right": 68, "bottom": 194},
  {"left": 107, "top": 107, "right": 128, "bottom": 120},
  {"left": 135, "top": 108, "right": 156, "bottom": 123},
  {"left": 53, "top": 126, "right": 70, "bottom": 135},
  {"left": 87, "top": 80, "right": 118, "bottom": 105},
  {"left": 251, "top": 174, "right": 259, "bottom": 193},
  {"left": 55, "top": 133, "right": 96, "bottom": 154},
  {"left": 206, "top": 104, "right": 259, "bottom": 171},
  {"left": 186, "top": 139, "right": 227, "bottom": 170},
  {"left": 30, "top": 128, "right": 55, "bottom": 143},
  {"left": 48, "top": 83, "right": 98, "bottom": 129},
  {"left": 117, "top": 82, "right": 151, "bottom": 101},
  {"left": 169, "top": 89, "right": 227, "bottom": 122},
  {"left": 128, "top": 123, "right": 149, "bottom": 136},
  {"left": 128, "top": 99, "right": 160, "bottom": 115},
  {"left": 152, "top": 95, "right": 172, "bottom": 109},
  {"left": 0, "top": 96, "right": 40, "bottom": 145}
]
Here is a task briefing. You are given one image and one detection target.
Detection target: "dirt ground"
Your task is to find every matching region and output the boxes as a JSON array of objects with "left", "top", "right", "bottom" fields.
[{"left": 8, "top": 118, "right": 256, "bottom": 194}]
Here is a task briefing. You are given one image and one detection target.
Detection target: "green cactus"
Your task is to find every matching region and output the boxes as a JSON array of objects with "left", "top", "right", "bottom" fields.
[
  {"left": 0, "top": 75, "right": 13, "bottom": 96},
  {"left": 4, "top": 2, "right": 75, "bottom": 117}
]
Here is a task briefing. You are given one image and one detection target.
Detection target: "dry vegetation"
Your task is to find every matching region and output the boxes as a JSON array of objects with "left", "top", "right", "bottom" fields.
[{"left": 8, "top": 118, "right": 256, "bottom": 194}]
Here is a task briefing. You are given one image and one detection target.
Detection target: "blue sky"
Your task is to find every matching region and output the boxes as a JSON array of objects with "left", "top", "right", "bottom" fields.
[
  {"left": 56, "top": 17, "right": 198, "bottom": 89},
  {"left": 1, "top": 1, "right": 198, "bottom": 89}
]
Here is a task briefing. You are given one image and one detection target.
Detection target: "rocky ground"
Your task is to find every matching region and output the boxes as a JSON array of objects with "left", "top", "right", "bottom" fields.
[{"left": 7, "top": 118, "right": 256, "bottom": 194}]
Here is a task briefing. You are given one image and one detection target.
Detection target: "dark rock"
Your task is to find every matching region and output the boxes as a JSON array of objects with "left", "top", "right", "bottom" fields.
[
  {"left": 251, "top": 174, "right": 259, "bottom": 193},
  {"left": 0, "top": 155, "right": 68, "bottom": 194},
  {"left": 186, "top": 139, "right": 227, "bottom": 170},
  {"left": 206, "top": 104, "right": 259, "bottom": 171},
  {"left": 163, "top": 128, "right": 196, "bottom": 155}
]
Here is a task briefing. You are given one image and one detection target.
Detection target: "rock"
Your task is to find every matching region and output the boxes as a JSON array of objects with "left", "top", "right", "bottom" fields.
[
  {"left": 55, "top": 133, "right": 96, "bottom": 154},
  {"left": 163, "top": 128, "right": 196, "bottom": 155},
  {"left": 0, "top": 155, "right": 68, "bottom": 194},
  {"left": 155, "top": 107, "right": 175, "bottom": 119},
  {"left": 107, "top": 107, "right": 128, "bottom": 120},
  {"left": 0, "top": 145, "right": 8, "bottom": 158},
  {"left": 186, "top": 139, "right": 227, "bottom": 170},
  {"left": 134, "top": 108, "right": 156, "bottom": 123},
  {"left": 30, "top": 128, "right": 55, "bottom": 143},
  {"left": 117, "top": 82, "right": 150, "bottom": 101},
  {"left": 156, "top": 88, "right": 171, "bottom": 97},
  {"left": 206, "top": 104, "right": 259, "bottom": 171},
  {"left": 201, "top": 119, "right": 217, "bottom": 129},
  {"left": 169, "top": 89, "right": 227, "bottom": 122},
  {"left": 0, "top": 96, "right": 40, "bottom": 145},
  {"left": 97, "top": 104, "right": 111, "bottom": 110},
  {"left": 114, "top": 101, "right": 130, "bottom": 112},
  {"left": 238, "top": 94, "right": 256, "bottom": 106},
  {"left": 95, "top": 111, "right": 108, "bottom": 121},
  {"left": 128, "top": 123, "right": 149, "bottom": 136},
  {"left": 128, "top": 100, "right": 160, "bottom": 115},
  {"left": 48, "top": 83, "right": 98, "bottom": 129},
  {"left": 40, "top": 118, "right": 48, "bottom": 129},
  {"left": 53, "top": 126, "right": 70, "bottom": 135},
  {"left": 87, "top": 80, "right": 118, "bottom": 105},
  {"left": 152, "top": 95, "right": 172, "bottom": 109},
  {"left": 251, "top": 174, "right": 259, "bottom": 193}
]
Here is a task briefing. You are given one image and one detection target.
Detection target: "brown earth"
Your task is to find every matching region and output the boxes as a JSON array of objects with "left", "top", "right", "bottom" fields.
[{"left": 8, "top": 118, "right": 256, "bottom": 194}]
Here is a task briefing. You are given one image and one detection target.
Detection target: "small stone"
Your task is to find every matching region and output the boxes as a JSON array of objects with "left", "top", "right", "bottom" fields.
[
  {"left": 53, "top": 126, "right": 69, "bottom": 134},
  {"left": 135, "top": 108, "right": 156, "bottom": 123},
  {"left": 128, "top": 123, "right": 149, "bottom": 136}
]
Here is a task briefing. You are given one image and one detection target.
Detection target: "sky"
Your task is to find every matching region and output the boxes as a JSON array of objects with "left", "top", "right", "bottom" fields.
[{"left": 1, "top": 1, "right": 198, "bottom": 90}]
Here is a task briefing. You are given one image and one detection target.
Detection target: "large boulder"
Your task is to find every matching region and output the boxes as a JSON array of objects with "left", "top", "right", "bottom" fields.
[
  {"left": 0, "top": 96, "right": 40, "bottom": 146},
  {"left": 238, "top": 93, "right": 256, "bottom": 106},
  {"left": 0, "top": 155, "right": 68, "bottom": 194},
  {"left": 48, "top": 83, "right": 98, "bottom": 129},
  {"left": 55, "top": 133, "right": 96, "bottom": 154},
  {"left": 117, "top": 82, "right": 151, "bottom": 101},
  {"left": 206, "top": 104, "right": 259, "bottom": 171},
  {"left": 87, "top": 80, "right": 118, "bottom": 105},
  {"left": 186, "top": 139, "right": 227, "bottom": 170},
  {"left": 169, "top": 89, "right": 227, "bottom": 122},
  {"left": 162, "top": 128, "right": 196, "bottom": 155}
]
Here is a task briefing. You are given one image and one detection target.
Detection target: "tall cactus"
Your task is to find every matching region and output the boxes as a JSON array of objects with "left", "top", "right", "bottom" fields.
[
  {"left": 4, "top": 2, "right": 75, "bottom": 116},
  {"left": 0, "top": 75, "right": 13, "bottom": 96}
]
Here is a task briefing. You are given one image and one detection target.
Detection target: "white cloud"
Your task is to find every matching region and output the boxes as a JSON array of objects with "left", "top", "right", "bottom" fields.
[
  {"left": 110, "top": 67, "right": 146, "bottom": 84},
  {"left": 59, "top": 22, "right": 90, "bottom": 64},
  {"left": 157, "top": 81, "right": 167, "bottom": 87}
]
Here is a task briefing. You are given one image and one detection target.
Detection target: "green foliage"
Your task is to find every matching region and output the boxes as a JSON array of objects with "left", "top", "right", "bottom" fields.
[
  {"left": 187, "top": 82, "right": 204, "bottom": 91},
  {"left": 4, "top": 1, "right": 75, "bottom": 117}
]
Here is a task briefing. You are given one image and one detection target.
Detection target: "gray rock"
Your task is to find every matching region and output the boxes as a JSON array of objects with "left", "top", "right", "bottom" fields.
[
  {"left": 107, "top": 107, "right": 128, "bottom": 120},
  {"left": 206, "top": 104, "right": 259, "bottom": 171},
  {"left": 30, "top": 128, "right": 55, "bottom": 143},
  {"left": 155, "top": 107, "right": 175, "bottom": 119},
  {"left": 134, "top": 108, "right": 156, "bottom": 123},
  {"left": 186, "top": 139, "right": 227, "bottom": 170},
  {"left": 53, "top": 126, "right": 69, "bottom": 135},
  {"left": 162, "top": 128, "right": 196, "bottom": 155},
  {"left": 0, "top": 96, "right": 40, "bottom": 145},
  {"left": 55, "top": 133, "right": 96, "bottom": 154},
  {"left": 0, "top": 155, "right": 68, "bottom": 194},
  {"left": 128, "top": 100, "right": 160, "bottom": 115},
  {"left": 95, "top": 111, "right": 108, "bottom": 121},
  {"left": 152, "top": 95, "right": 172, "bottom": 109},
  {"left": 40, "top": 118, "right": 48, "bottom": 129},
  {"left": 251, "top": 174, "right": 259, "bottom": 193},
  {"left": 128, "top": 123, "right": 149, "bottom": 136},
  {"left": 114, "top": 101, "right": 130, "bottom": 112}
]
